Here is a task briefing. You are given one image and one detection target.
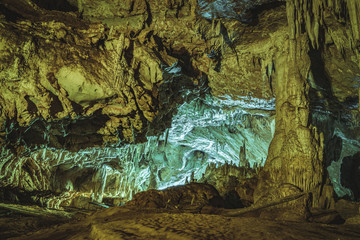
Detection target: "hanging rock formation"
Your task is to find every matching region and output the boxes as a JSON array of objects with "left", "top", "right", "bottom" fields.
[{"left": 0, "top": 0, "right": 283, "bottom": 150}]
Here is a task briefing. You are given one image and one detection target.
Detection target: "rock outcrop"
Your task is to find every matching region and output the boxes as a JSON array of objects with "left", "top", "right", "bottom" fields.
[{"left": 127, "top": 182, "right": 223, "bottom": 211}]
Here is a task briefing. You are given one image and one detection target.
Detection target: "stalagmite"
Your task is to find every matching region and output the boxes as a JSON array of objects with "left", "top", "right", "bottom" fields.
[{"left": 239, "top": 141, "right": 246, "bottom": 167}]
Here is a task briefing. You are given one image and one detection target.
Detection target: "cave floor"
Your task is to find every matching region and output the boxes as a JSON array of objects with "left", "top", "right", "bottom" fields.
[{"left": 1, "top": 206, "right": 360, "bottom": 240}]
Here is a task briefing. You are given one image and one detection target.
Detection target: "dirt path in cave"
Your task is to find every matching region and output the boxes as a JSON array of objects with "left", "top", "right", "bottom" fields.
[{"left": 2, "top": 206, "right": 360, "bottom": 240}]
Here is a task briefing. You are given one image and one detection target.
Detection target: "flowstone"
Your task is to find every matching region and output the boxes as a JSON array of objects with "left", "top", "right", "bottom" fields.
[{"left": 0, "top": 95, "right": 274, "bottom": 208}]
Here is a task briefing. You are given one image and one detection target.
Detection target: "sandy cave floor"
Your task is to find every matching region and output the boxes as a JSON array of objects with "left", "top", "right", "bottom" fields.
[{"left": 1, "top": 206, "right": 360, "bottom": 240}]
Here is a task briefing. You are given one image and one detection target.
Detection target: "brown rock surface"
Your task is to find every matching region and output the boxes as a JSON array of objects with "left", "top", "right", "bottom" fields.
[
  {"left": 127, "top": 182, "right": 223, "bottom": 211},
  {"left": 254, "top": 0, "right": 360, "bottom": 207},
  {"left": 0, "top": 0, "right": 286, "bottom": 149}
]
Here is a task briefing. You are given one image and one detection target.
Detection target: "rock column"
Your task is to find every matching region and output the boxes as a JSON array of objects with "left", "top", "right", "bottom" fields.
[{"left": 255, "top": 0, "right": 326, "bottom": 207}]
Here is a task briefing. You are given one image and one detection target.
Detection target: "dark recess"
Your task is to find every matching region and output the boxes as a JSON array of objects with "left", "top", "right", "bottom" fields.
[
  {"left": 245, "top": 1, "right": 285, "bottom": 25},
  {"left": 3, "top": 113, "right": 112, "bottom": 151},
  {"left": 48, "top": 92, "right": 65, "bottom": 116},
  {"left": 0, "top": 4, "right": 24, "bottom": 22},
  {"left": 168, "top": 47, "right": 197, "bottom": 78},
  {"left": 341, "top": 152, "right": 360, "bottom": 201},
  {"left": 31, "top": 0, "right": 78, "bottom": 12}
]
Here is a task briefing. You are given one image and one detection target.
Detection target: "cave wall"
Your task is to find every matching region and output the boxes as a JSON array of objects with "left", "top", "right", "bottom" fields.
[
  {"left": 0, "top": 0, "right": 201, "bottom": 149},
  {"left": 0, "top": 96, "right": 275, "bottom": 207},
  {"left": 0, "top": 0, "right": 282, "bottom": 150}
]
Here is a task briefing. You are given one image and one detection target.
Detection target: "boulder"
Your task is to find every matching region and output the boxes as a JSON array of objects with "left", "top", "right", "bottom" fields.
[{"left": 127, "top": 183, "right": 223, "bottom": 212}]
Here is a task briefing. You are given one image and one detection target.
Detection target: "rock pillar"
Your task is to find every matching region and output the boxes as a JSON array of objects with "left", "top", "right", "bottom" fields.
[{"left": 254, "top": 0, "right": 326, "bottom": 207}]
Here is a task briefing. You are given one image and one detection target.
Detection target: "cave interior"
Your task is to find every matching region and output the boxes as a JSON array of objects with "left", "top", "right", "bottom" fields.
[{"left": 1, "top": 0, "right": 360, "bottom": 239}]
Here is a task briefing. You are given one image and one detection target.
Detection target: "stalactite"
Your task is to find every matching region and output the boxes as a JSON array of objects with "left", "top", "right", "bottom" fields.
[
  {"left": 164, "top": 128, "right": 169, "bottom": 146},
  {"left": 287, "top": 0, "right": 360, "bottom": 55}
]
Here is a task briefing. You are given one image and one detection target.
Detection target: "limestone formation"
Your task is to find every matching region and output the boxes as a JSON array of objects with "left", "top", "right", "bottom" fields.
[
  {"left": 254, "top": 0, "right": 360, "bottom": 208},
  {"left": 127, "top": 182, "right": 223, "bottom": 211}
]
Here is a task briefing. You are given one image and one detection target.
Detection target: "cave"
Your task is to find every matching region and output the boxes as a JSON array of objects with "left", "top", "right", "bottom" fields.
[{"left": 1, "top": 0, "right": 360, "bottom": 239}]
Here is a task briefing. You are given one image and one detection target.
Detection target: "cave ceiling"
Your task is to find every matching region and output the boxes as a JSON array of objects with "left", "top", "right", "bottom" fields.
[{"left": 0, "top": 0, "right": 288, "bottom": 150}]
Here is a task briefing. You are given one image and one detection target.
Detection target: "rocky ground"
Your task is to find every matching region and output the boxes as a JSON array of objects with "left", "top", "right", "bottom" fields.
[
  {"left": 2, "top": 182, "right": 360, "bottom": 240},
  {"left": 1, "top": 205, "right": 360, "bottom": 240}
]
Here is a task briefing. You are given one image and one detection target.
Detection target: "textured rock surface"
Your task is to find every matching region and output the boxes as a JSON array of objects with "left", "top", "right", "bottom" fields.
[
  {"left": 127, "top": 182, "right": 223, "bottom": 211},
  {"left": 0, "top": 0, "right": 283, "bottom": 150},
  {"left": 254, "top": 0, "right": 360, "bottom": 207},
  {"left": 0, "top": 96, "right": 274, "bottom": 207},
  {"left": 0, "top": 0, "right": 200, "bottom": 148},
  {"left": 199, "top": 162, "right": 261, "bottom": 207}
]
